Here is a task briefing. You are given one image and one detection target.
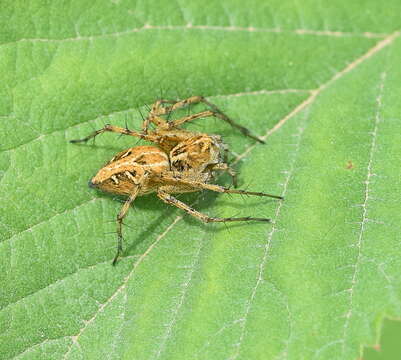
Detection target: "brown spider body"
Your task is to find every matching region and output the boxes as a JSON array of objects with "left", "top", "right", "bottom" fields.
[
  {"left": 71, "top": 96, "right": 283, "bottom": 265},
  {"left": 90, "top": 146, "right": 170, "bottom": 196},
  {"left": 169, "top": 134, "right": 224, "bottom": 173},
  {"left": 91, "top": 133, "right": 224, "bottom": 196}
]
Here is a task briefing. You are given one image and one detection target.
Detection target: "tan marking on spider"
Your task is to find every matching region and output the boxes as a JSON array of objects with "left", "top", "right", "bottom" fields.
[{"left": 70, "top": 96, "right": 282, "bottom": 265}]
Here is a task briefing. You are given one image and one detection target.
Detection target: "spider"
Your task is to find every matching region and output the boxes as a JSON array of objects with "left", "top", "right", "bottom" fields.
[{"left": 70, "top": 96, "right": 283, "bottom": 265}]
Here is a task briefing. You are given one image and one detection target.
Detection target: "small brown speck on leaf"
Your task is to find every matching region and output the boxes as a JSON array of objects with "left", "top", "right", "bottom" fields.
[
  {"left": 346, "top": 161, "right": 355, "bottom": 169},
  {"left": 372, "top": 344, "right": 381, "bottom": 351}
]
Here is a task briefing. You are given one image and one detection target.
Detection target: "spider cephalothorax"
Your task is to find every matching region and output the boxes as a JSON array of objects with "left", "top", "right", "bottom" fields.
[
  {"left": 71, "top": 96, "right": 282, "bottom": 265},
  {"left": 170, "top": 134, "right": 223, "bottom": 171}
]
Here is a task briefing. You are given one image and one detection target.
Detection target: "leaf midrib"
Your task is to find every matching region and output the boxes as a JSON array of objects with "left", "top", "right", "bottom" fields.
[{"left": 2, "top": 24, "right": 388, "bottom": 46}]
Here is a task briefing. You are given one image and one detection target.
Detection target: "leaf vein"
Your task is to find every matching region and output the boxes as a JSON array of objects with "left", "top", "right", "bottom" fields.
[
  {"left": 62, "top": 214, "right": 185, "bottom": 359},
  {"left": 11, "top": 336, "right": 73, "bottom": 360},
  {"left": 341, "top": 71, "right": 387, "bottom": 354},
  {"left": 230, "top": 119, "right": 307, "bottom": 360},
  {"left": 0, "top": 254, "right": 140, "bottom": 314},
  {"left": 152, "top": 235, "right": 204, "bottom": 359},
  {"left": 2, "top": 198, "right": 98, "bottom": 245},
  {"left": 2, "top": 24, "right": 387, "bottom": 46}
]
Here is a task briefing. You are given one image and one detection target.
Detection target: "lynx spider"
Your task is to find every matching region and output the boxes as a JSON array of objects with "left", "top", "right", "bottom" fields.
[{"left": 70, "top": 96, "right": 283, "bottom": 265}]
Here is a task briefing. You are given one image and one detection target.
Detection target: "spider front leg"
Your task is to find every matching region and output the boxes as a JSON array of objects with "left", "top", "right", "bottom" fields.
[
  {"left": 70, "top": 124, "right": 160, "bottom": 144},
  {"left": 162, "top": 96, "right": 265, "bottom": 143},
  {"left": 113, "top": 186, "right": 141, "bottom": 265},
  {"left": 221, "top": 146, "right": 238, "bottom": 187},
  {"left": 151, "top": 99, "right": 178, "bottom": 116},
  {"left": 209, "top": 163, "right": 238, "bottom": 188},
  {"left": 141, "top": 99, "right": 178, "bottom": 133},
  {"left": 157, "top": 189, "right": 272, "bottom": 223}
]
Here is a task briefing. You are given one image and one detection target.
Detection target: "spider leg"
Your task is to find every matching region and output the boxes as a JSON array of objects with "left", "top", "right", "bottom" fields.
[
  {"left": 209, "top": 163, "right": 238, "bottom": 188},
  {"left": 151, "top": 99, "right": 178, "bottom": 115},
  {"left": 205, "top": 183, "right": 283, "bottom": 200},
  {"left": 161, "top": 96, "right": 265, "bottom": 143},
  {"left": 157, "top": 189, "right": 271, "bottom": 223},
  {"left": 161, "top": 96, "right": 200, "bottom": 113},
  {"left": 221, "top": 146, "right": 238, "bottom": 187},
  {"left": 202, "top": 97, "right": 266, "bottom": 143},
  {"left": 141, "top": 99, "right": 178, "bottom": 133},
  {"left": 113, "top": 185, "right": 141, "bottom": 265},
  {"left": 167, "top": 110, "right": 216, "bottom": 128},
  {"left": 160, "top": 176, "right": 283, "bottom": 200},
  {"left": 70, "top": 124, "right": 160, "bottom": 144},
  {"left": 141, "top": 114, "right": 166, "bottom": 133}
]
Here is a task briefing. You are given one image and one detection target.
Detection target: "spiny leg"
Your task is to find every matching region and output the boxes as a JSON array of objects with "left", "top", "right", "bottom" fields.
[
  {"left": 160, "top": 175, "right": 283, "bottom": 200},
  {"left": 159, "top": 96, "right": 265, "bottom": 143},
  {"left": 216, "top": 145, "right": 239, "bottom": 187},
  {"left": 167, "top": 110, "right": 216, "bottom": 129},
  {"left": 161, "top": 96, "right": 203, "bottom": 114},
  {"left": 141, "top": 114, "right": 167, "bottom": 134},
  {"left": 113, "top": 186, "right": 140, "bottom": 265},
  {"left": 151, "top": 99, "right": 178, "bottom": 115},
  {"left": 222, "top": 146, "right": 238, "bottom": 187},
  {"left": 70, "top": 124, "right": 160, "bottom": 144},
  {"left": 142, "top": 99, "right": 178, "bottom": 133},
  {"left": 157, "top": 189, "right": 271, "bottom": 223},
  {"left": 150, "top": 99, "right": 179, "bottom": 116},
  {"left": 204, "top": 183, "right": 283, "bottom": 200},
  {"left": 209, "top": 163, "right": 238, "bottom": 188}
]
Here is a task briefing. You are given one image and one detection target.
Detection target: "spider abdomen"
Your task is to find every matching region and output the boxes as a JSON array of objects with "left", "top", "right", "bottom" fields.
[{"left": 90, "top": 146, "right": 170, "bottom": 195}]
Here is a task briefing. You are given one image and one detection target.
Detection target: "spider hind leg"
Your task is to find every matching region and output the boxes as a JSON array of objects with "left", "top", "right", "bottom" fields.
[{"left": 157, "top": 189, "right": 271, "bottom": 224}]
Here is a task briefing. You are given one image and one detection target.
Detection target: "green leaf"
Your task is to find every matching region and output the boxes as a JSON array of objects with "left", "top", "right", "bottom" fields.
[
  {"left": 1, "top": 1, "right": 401, "bottom": 359},
  {"left": 363, "top": 319, "right": 401, "bottom": 360}
]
